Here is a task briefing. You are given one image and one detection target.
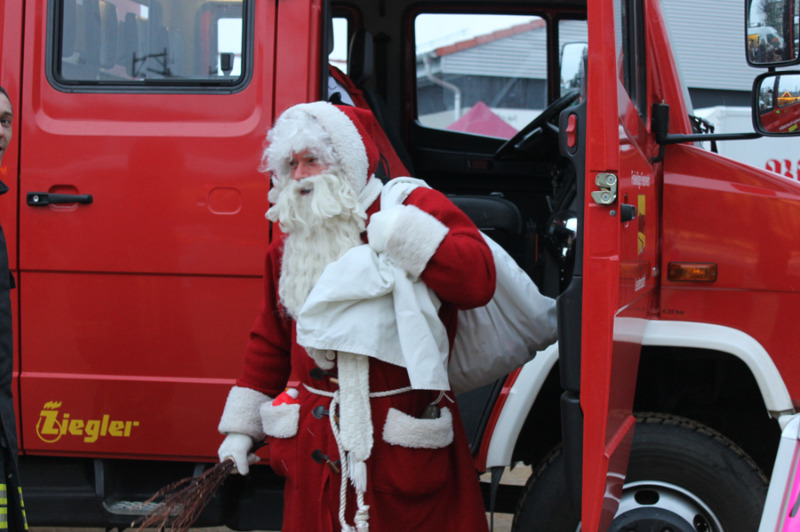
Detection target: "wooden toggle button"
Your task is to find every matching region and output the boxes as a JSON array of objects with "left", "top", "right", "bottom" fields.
[{"left": 311, "top": 449, "right": 340, "bottom": 473}]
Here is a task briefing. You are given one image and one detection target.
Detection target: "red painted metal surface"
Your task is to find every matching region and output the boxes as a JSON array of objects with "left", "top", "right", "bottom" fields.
[
  {"left": 761, "top": 101, "right": 800, "bottom": 134},
  {"left": 474, "top": 368, "right": 522, "bottom": 472},
  {"left": 661, "top": 143, "right": 800, "bottom": 400},
  {"left": 274, "top": 0, "right": 324, "bottom": 114},
  {"left": 15, "top": 1, "right": 279, "bottom": 460},
  {"left": 580, "top": 0, "right": 677, "bottom": 528}
]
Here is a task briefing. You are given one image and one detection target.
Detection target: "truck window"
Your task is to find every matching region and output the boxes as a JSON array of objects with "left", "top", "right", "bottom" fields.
[
  {"left": 618, "top": 0, "right": 647, "bottom": 119},
  {"left": 52, "top": 0, "right": 249, "bottom": 90},
  {"left": 330, "top": 16, "right": 349, "bottom": 74},
  {"left": 414, "top": 13, "right": 547, "bottom": 139}
]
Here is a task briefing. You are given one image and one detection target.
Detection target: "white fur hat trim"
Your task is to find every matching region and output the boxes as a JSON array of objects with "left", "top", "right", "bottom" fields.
[{"left": 265, "top": 101, "right": 370, "bottom": 195}]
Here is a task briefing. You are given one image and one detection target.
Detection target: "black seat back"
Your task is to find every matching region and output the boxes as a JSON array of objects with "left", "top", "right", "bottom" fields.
[{"left": 449, "top": 195, "right": 524, "bottom": 259}]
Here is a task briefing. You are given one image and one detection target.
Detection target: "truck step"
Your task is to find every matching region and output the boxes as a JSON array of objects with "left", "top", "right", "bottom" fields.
[{"left": 103, "top": 499, "right": 181, "bottom": 517}]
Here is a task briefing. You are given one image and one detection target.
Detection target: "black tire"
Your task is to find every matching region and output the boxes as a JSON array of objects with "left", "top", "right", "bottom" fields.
[{"left": 512, "top": 413, "right": 768, "bottom": 532}]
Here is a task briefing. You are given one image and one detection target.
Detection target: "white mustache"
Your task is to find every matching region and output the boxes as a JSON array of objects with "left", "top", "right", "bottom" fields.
[{"left": 266, "top": 172, "right": 359, "bottom": 233}]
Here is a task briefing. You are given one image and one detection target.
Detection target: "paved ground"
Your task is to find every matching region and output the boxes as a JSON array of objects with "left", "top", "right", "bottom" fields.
[{"left": 30, "top": 465, "right": 530, "bottom": 532}]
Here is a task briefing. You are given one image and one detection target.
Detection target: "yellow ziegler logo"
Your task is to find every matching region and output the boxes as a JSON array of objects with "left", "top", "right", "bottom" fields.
[{"left": 36, "top": 401, "right": 140, "bottom": 444}]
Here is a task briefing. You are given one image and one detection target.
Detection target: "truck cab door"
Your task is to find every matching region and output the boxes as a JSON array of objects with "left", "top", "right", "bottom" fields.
[
  {"left": 17, "top": 0, "right": 276, "bottom": 459},
  {"left": 576, "top": 0, "right": 660, "bottom": 529}
]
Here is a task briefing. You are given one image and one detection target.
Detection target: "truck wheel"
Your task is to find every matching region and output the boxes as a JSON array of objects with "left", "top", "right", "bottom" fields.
[{"left": 512, "top": 413, "right": 768, "bottom": 532}]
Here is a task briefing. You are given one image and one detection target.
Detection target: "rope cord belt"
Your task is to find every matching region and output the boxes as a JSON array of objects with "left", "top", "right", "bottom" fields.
[
  {"left": 303, "top": 383, "right": 414, "bottom": 398},
  {"left": 304, "top": 383, "right": 413, "bottom": 531}
]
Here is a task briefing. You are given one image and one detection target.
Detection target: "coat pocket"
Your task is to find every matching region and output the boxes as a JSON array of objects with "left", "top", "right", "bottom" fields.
[
  {"left": 260, "top": 402, "right": 300, "bottom": 479},
  {"left": 374, "top": 406, "right": 454, "bottom": 494},
  {"left": 382, "top": 406, "right": 454, "bottom": 448},
  {"left": 260, "top": 402, "right": 300, "bottom": 438}
]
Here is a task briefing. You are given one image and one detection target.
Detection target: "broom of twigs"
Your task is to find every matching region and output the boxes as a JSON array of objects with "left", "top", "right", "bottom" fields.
[{"left": 132, "top": 458, "right": 237, "bottom": 532}]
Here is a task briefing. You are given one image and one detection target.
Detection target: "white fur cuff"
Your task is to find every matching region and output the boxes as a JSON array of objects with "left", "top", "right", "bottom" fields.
[
  {"left": 384, "top": 205, "right": 448, "bottom": 278},
  {"left": 260, "top": 402, "right": 301, "bottom": 438},
  {"left": 382, "top": 407, "right": 454, "bottom": 449},
  {"left": 218, "top": 386, "right": 272, "bottom": 440}
]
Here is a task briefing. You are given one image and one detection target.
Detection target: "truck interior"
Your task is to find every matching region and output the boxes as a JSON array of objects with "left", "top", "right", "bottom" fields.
[
  {"left": 324, "top": 1, "right": 587, "bottom": 468},
  {"left": 327, "top": 3, "right": 587, "bottom": 301}
]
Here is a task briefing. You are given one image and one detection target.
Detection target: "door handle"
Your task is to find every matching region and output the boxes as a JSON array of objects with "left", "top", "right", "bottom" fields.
[
  {"left": 620, "top": 203, "right": 637, "bottom": 222},
  {"left": 27, "top": 192, "right": 93, "bottom": 206}
]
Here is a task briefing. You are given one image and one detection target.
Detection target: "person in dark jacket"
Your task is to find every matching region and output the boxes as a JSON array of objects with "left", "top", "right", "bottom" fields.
[{"left": 0, "top": 85, "right": 28, "bottom": 531}]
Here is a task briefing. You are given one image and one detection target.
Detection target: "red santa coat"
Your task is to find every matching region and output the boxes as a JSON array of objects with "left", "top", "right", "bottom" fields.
[{"left": 236, "top": 186, "right": 495, "bottom": 531}]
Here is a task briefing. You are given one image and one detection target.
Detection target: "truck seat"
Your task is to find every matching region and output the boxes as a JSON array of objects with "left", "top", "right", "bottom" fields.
[{"left": 448, "top": 194, "right": 528, "bottom": 271}]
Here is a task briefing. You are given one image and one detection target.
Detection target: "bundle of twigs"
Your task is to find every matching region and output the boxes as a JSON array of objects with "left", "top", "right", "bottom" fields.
[{"left": 133, "top": 459, "right": 236, "bottom": 531}]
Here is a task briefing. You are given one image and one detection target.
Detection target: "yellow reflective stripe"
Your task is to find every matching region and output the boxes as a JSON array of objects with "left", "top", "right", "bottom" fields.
[{"left": 18, "top": 487, "right": 28, "bottom": 530}]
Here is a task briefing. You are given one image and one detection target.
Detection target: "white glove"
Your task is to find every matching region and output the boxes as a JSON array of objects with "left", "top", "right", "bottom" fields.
[
  {"left": 367, "top": 205, "right": 405, "bottom": 253},
  {"left": 218, "top": 432, "right": 260, "bottom": 475}
]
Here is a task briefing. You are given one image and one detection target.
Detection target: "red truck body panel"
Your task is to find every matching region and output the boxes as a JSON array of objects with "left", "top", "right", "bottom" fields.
[
  {"left": 1, "top": 0, "right": 798, "bottom": 530},
  {"left": 15, "top": 1, "right": 278, "bottom": 460}
]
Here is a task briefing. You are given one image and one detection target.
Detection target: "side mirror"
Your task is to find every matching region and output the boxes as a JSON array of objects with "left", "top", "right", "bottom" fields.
[
  {"left": 560, "top": 42, "right": 587, "bottom": 95},
  {"left": 548, "top": 211, "right": 578, "bottom": 259},
  {"left": 746, "top": 0, "right": 799, "bottom": 66},
  {"left": 752, "top": 71, "right": 800, "bottom": 134}
]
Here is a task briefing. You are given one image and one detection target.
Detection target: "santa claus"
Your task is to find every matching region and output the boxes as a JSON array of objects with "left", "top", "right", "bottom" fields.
[{"left": 217, "top": 101, "right": 496, "bottom": 532}]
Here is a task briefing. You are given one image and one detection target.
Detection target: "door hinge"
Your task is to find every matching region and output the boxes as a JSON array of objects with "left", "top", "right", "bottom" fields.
[{"left": 590, "top": 173, "right": 617, "bottom": 205}]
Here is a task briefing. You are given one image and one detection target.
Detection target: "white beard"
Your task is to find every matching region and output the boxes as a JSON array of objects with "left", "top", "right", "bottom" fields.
[{"left": 267, "top": 172, "right": 365, "bottom": 318}]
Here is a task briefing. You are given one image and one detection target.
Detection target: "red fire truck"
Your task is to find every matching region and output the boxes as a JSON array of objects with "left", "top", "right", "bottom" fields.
[{"left": 1, "top": 0, "right": 799, "bottom": 530}]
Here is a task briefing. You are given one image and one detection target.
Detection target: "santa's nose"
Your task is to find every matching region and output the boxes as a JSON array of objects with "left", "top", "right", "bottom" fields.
[{"left": 291, "top": 163, "right": 316, "bottom": 181}]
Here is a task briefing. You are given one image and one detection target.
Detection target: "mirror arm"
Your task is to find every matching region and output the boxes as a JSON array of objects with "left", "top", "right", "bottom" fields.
[
  {"left": 652, "top": 102, "right": 760, "bottom": 160},
  {"left": 657, "top": 131, "right": 762, "bottom": 144}
]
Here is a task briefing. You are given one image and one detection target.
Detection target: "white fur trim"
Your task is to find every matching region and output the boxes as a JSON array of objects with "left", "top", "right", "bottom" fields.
[
  {"left": 338, "top": 352, "right": 372, "bottom": 462},
  {"left": 218, "top": 386, "right": 272, "bottom": 440},
  {"left": 382, "top": 407, "right": 454, "bottom": 449},
  {"left": 358, "top": 176, "right": 382, "bottom": 215},
  {"left": 383, "top": 205, "right": 449, "bottom": 278},
  {"left": 266, "top": 102, "right": 369, "bottom": 195},
  {"left": 259, "top": 402, "right": 301, "bottom": 438}
]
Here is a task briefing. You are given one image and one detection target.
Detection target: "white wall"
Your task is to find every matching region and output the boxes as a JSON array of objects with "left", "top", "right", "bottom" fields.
[{"left": 695, "top": 106, "right": 800, "bottom": 181}]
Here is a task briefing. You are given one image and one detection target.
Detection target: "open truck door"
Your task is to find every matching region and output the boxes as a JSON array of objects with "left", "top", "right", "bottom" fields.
[{"left": 561, "top": 0, "right": 661, "bottom": 529}]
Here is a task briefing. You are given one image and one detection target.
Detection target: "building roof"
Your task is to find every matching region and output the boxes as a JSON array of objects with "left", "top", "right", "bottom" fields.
[
  {"left": 419, "top": 1, "right": 757, "bottom": 93},
  {"left": 420, "top": 19, "right": 586, "bottom": 81},
  {"left": 431, "top": 19, "right": 545, "bottom": 57}
]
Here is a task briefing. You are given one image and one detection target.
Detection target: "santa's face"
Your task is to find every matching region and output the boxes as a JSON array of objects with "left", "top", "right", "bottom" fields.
[
  {"left": 267, "top": 162, "right": 364, "bottom": 318},
  {"left": 289, "top": 149, "right": 329, "bottom": 183}
]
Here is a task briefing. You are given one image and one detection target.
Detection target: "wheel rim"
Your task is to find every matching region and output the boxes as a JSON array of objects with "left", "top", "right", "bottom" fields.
[{"left": 608, "top": 480, "right": 724, "bottom": 532}]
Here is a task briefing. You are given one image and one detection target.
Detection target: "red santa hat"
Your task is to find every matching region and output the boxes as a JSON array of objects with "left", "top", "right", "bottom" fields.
[{"left": 263, "top": 101, "right": 381, "bottom": 196}]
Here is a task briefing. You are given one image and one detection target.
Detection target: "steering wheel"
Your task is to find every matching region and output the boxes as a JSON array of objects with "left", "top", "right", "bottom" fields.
[{"left": 494, "top": 89, "right": 581, "bottom": 159}]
